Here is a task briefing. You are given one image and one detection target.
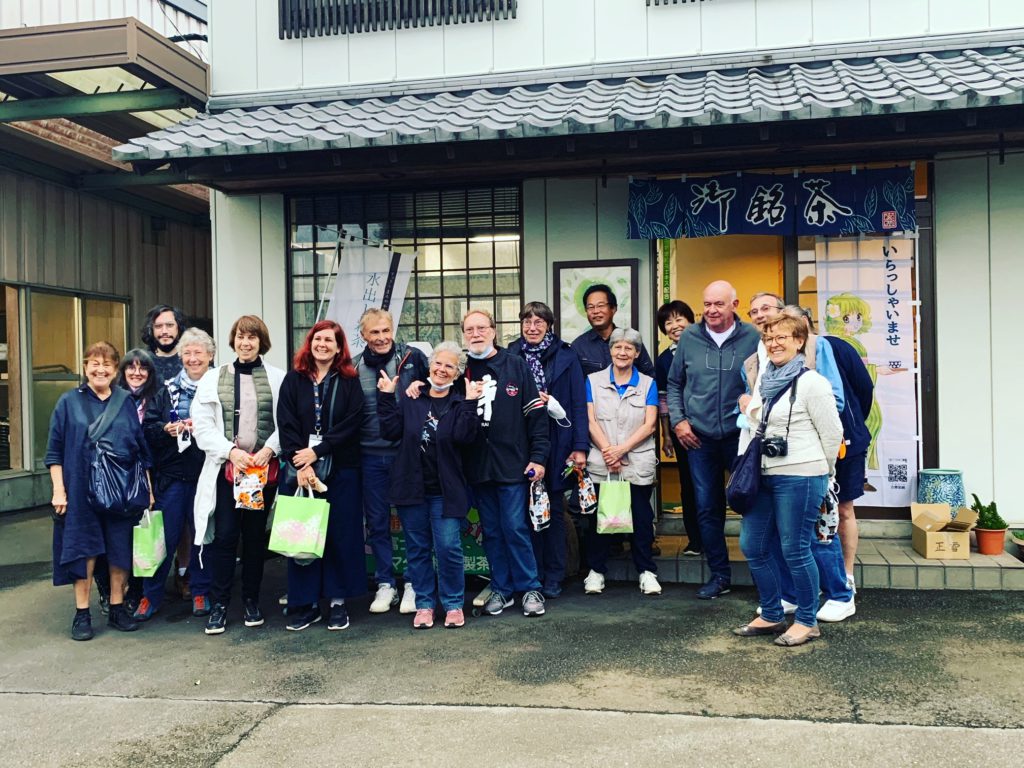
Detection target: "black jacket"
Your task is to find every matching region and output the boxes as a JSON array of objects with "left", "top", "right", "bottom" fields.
[
  {"left": 377, "top": 390, "right": 478, "bottom": 518},
  {"left": 824, "top": 335, "right": 874, "bottom": 456},
  {"left": 463, "top": 348, "right": 550, "bottom": 484},
  {"left": 276, "top": 369, "right": 364, "bottom": 473},
  {"left": 143, "top": 386, "right": 205, "bottom": 487},
  {"left": 571, "top": 325, "right": 656, "bottom": 378}
]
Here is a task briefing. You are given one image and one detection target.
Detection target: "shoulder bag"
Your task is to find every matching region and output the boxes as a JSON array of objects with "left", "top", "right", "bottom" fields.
[{"left": 87, "top": 388, "right": 151, "bottom": 520}]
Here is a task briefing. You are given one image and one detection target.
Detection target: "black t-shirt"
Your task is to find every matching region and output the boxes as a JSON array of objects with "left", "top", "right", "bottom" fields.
[
  {"left": 419, "top": 393, "right": 453, "bottom": 495},
  {"left": 151, "top": 353, "right": 183, "bottom": 386}
]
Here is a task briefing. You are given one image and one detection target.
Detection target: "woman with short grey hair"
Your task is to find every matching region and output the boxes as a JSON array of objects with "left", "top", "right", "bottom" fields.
[
  {"left": 430, "top": 341, "right": 466, "bottom": 372},
  {"left": 608, "top": 327, "right": 644, "bottom": 352}
]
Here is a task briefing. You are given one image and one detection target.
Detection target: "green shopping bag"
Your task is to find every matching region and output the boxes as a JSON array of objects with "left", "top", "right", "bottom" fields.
[
  {"left": 132, "top": 509, "right": 166, "bottom": 577},
  {"left": 269, "top": 486, "right": 330, "bottom": 560},
  {"left": 596, "top": 476, "right": 633, "bottom": 534}
]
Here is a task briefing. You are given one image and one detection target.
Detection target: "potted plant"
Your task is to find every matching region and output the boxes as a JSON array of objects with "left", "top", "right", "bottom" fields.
[{"left": 971, "top": 494, "right": 1008, "bottom": 555}]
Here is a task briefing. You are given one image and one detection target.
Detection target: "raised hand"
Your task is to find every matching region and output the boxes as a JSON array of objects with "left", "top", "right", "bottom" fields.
[{"left": 377, "top": 369, "right": 399, "bottom": 393}]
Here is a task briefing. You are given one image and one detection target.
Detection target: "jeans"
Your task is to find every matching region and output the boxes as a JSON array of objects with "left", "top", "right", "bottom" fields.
[
  {"left": 473, "top": 482, "right": 540, "bottom": 597},
  {"left": 287, "top": 468, "right": 367, "bottom": 607},
  {"left": 362, "top": 453, "right": 396, "bottom": 587},
  {"left": 669, "top": 432, "right": 702, "bottom": 551},
  {"left": 531, "top": 478, "right": 567, "bottom": 590},
  {"left": 208, "top": 474, "right": 276, "bottom": 607},
  {"left": 687, "top": 430, "right": 740, "bottom": 583},
  {"left": 776, "top": 533, "right": 855, "bottom": 605},
  {"left": 397, "top": 496, "right": 465, "bottom": 611},
  {"left": 143, "top": 479, "right": 210, "bottom": 608},
  {"left": 740, "top": 473, "right": 828, "bottom": 627},
  {"left": 586, "top": 483, "right": 657, "bottom": 575}
]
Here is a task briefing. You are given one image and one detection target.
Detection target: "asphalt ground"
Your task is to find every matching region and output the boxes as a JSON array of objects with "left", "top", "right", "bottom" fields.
[{"left": 0, "top": 508, "right": 1021, "bottom": 766}]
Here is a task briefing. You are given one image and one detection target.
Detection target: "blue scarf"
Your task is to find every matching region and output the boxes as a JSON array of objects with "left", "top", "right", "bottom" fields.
[
  {"left": 521, "top": 331, "right": 555, "bottom": 392},
  {"left": 169, "top": 369, "right": 199, "bottom": 420},
  {"left": 759, "top": 353, "right": 806, "bottom": 405}
]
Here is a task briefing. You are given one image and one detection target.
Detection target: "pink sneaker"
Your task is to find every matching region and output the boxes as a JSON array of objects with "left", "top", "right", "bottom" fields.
[
  {"left": 444, "top": 609, "right": 465, "bottom": 628},
  {"left": 413, "top": 608, "right": 434, "bottom": 629}
]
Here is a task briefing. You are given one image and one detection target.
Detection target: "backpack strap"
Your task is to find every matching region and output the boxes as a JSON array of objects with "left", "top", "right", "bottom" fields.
[{"left": 87, "top": 387, "right": 130, "bottom": 443}]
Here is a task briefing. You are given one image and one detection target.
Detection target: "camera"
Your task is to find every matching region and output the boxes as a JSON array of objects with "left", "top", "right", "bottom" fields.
[{"left": 761, "top": 436, "right": 789, "bottom": 458}]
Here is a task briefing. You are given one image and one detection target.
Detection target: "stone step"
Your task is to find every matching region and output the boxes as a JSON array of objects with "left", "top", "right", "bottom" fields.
[
  {"left": 606, "top": 535, "right": 1024, "bottom": 590},
  {"left": 656, "top": 513, "right": 911, "bottom": 539}
]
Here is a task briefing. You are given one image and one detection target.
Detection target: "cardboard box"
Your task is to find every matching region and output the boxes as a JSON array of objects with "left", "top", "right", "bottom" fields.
[{"left": 911, "top": 503, "right": 978, "bottom": 560}]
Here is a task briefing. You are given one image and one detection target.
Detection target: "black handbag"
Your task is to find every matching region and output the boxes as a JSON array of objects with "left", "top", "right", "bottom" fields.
[
  {"left": 86, "top": 388, "right": 150, "bottom": 520},
  {"left": 726, "top": 372, "right": 804, "bottom": 516}
]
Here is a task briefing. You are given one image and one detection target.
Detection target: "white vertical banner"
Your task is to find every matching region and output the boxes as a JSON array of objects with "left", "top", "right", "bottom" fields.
[
  {"left": 816, "top": 236, "right": 919, "bottom": 507},
  {"left": 325, "top": 242, "right": 417, "bottom": 353}
]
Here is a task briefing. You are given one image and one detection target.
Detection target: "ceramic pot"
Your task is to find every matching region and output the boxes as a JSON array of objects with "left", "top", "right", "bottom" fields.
[
  {"left": 975, "top": 527, "right": 1007, "bottom": 556},
  {"left": 917, "top": 469, "right": 966, "bottom": 509}
]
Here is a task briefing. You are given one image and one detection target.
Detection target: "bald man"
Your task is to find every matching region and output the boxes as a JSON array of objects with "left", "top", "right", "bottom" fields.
[{"left": 666, "top": 280, "right": 760, "bottom": 599}]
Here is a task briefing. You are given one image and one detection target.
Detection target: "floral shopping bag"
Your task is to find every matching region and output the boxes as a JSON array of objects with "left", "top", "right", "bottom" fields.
[
  {"left": 268, "top": 486, "right": 330, "bottom": 560},
  {"left": 596, "top": 476, "right": 633, "bottom": 534},
  {"left": 132, "top": 508, "right": 167, "bottom": 577}
]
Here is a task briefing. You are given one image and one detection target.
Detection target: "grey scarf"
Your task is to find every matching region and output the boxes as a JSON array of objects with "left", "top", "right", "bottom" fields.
[{"left": 759, "top": 353, "right": 806, "bottom": 405}]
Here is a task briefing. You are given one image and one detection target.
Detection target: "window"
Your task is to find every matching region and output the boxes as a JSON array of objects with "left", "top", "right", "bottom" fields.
[
  {"left": 289, "top": 186, "right": 522, "bottom": 354},
  {"left": 279, "top": 0, "right": 517, "bottom": 39},
  {"left": 0, "top": 286, "right": 22, "bottom": 472},
  {"left": 27, "top": 291, "right": 127, "bottom": 468}
]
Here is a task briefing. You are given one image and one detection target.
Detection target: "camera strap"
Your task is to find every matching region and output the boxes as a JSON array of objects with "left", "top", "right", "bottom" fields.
[{"left": 757, "top": 369, "right": 807, "bottom": 440}]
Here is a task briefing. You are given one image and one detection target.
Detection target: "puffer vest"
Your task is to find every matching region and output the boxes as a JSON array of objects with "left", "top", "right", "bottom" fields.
[{"left": 218, "top": 364, "right": 275, "bottom": 447}]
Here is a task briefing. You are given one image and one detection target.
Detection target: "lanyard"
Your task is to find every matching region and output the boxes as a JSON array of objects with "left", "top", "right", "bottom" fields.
[{"left": 312, "top": 377, "right": 325, "bottom": 435}]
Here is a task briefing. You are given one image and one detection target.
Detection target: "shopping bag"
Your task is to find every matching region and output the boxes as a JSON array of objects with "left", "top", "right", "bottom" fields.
[
  {"left": 132, "top": 509, "right": 166, "bottom": 577},
  {"left": 268, "top": 486, "right": 330, "bottom": 560},
  {"left": 528, "top": 479, "right": 551, "bottom": 532},
  {"left": 596, "top": 476, "right": 633, "bottom": 534}
]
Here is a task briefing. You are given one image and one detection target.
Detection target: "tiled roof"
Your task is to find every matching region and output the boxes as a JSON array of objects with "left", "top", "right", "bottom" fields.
[{"left": 114, "top": 46, "right": 1024, "bottom": 163}]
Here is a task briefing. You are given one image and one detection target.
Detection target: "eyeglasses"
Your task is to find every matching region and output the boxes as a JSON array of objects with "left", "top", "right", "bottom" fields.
[
  {"left": 748, "top": 304, "right": 779, "bottom": 318},
  {"left": 585, "top": 302, "right": 610, "bottom": 312},
  {"left": 763, "top": 335, "right": 793, "bottom": 345},
  {"left": 463, "top": 325, "right": 492, "bottom": 335},
  {"left": 521, "top": 318, "right": 548, "bottom": 329}
]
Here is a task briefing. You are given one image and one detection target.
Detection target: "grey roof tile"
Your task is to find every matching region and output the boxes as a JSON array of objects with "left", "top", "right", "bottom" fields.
[{"left": 114, "top": 46, "right": 1024, "bottom": 162}]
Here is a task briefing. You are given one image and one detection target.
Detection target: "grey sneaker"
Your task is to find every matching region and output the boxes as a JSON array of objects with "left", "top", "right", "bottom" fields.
[
  {"left": 522, "top": 590, "right": 546, "bottom": 617},
  {"left": 483, "top": 591, "right": 513, "bottom": 616}
]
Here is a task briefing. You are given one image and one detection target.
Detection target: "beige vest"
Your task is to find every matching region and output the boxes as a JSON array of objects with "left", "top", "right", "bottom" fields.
[{"left": 586, "top": 368, "right": 657, "bottom": 486}]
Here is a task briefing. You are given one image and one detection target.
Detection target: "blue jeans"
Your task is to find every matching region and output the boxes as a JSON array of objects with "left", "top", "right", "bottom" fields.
[
  {"left": 288, "top": 468, "right": 367, "bottom": 606},
  {"left": 397, "top": 496, "right": 465, "bottom": 611},
  {"left": 687, "top": 431, "right": 740, "bottom": 584},
  {"left": 473, "top": 482, "right": 541, "bottom": 597},
  {"left": 586, "top": 483, "right": 657, "bottom": 575},
  {"left": 143, "top": 479, "right": 209, "bottom": 608},
  {"left": 362, "top": 453, "right": 396, "bottom": 586},
  {"left": 740, "top": 473, "right": 829, "bottom": 627},
  {"left": 776, "top": 533, "right": 855, "bottom": 604}
]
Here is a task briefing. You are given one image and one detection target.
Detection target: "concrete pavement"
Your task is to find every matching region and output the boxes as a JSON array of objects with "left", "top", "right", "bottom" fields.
[{"left": 1, "top": 508, "right": 1022, "bottom": 766}]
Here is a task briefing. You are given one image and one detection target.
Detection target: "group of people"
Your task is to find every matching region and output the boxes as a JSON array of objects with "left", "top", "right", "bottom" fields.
[{"left": 48, "top": 278, "right": 871, "bottom": 647}]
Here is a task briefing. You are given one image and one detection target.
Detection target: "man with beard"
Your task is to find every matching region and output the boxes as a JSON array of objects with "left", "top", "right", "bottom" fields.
[{"left": 141, "top": 304, "right": 188, "bottom": 384}]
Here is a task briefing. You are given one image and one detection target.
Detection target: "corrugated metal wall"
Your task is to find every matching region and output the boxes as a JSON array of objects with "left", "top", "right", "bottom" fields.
[{"left": 0, "top": 168, "right": 212, "bottom": 334}]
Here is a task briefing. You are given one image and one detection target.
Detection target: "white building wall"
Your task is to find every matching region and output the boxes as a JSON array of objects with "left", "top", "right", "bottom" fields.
[
  {"left": 934, "top": 153, "right": 1023, "bottom": 525},
  {"left": 210, "top": 191, "right": 288, "bottom": 371},
  {"left": 209, "top": 0, "right": 1024, "bottom": 97},
  {"left": 523, "top": 178, "right": 653, "bottom": 343}
]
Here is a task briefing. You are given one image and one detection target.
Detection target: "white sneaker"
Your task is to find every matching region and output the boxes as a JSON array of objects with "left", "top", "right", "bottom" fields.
[
  {"left": 583, "top": 570, "right": 605, "bottom": 594},
  {"left": 757, "top": 599, "right": 797, "bottom": 616},
  {"left": 399, "top": 583, "right": 417, "bottom": 615},
  {"left": 369, "top": 583, "right": 398, "bottom": 614},
  {"left": 846, "top": 574, "right": 857, "bottom": 594},
  {"left": 638, "top": 571, "right": 662, "bottom": 595},
  {"left": 817, "top": 597, "right": 856, "bottom": 623}
]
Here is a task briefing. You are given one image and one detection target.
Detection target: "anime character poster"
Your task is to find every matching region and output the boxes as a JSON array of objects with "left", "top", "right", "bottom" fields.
[{"left": 815, "top": 237, "right": 918, "bottom": 507}]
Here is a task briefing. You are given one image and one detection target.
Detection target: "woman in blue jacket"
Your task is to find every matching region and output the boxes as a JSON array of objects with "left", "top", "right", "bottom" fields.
[
  {"left": 377, "top": 341, "right": 482, "bottom": 629},
  {"left": 507, "top": 301, "right": 589, "bottom": 598}
]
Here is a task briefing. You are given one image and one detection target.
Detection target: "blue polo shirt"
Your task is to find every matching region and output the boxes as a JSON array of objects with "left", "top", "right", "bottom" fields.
[{"left": 586, "top": 367, "right": 659, "bottom": 405}]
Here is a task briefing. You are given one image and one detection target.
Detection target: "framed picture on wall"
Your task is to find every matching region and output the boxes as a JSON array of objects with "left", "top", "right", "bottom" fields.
[{"left": 551, "top": 259, "right": 639, "bottom": 342}]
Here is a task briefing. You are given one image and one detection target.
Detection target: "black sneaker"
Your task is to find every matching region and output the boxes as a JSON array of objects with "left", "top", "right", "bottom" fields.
[
  {"left": 696, "top": 577, "right": 731, "bottom": 600},
  {"left": 205, "top": 603, "right": 227, "bottom": 635},
  {"left": 286, "top": 605, "right": 322, "bottom": 632},
  {"left": 107, "top": 604, "right": 139, "bottom": 632},
  {"left": 327, "top": 604, "right": 350, "bottom": 631},
  {"left": 243, "top": 598, "right": 264, "bottom": 627},
  {"left": 98, "top": 591, "right": 110, "bottom": 616},
  {"left": 71, "top": 610, "right": 94, "bottom": 641}
]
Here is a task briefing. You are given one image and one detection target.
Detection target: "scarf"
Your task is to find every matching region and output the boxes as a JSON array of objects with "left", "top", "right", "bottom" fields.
[
  {"left": 234, "top": 357, "right": 261, "bottom": 375},
  {"left": 361, "top": 345, "right": 395, "bottom": 372},
  {"left": 521, "top": 331, "right": 555, "bottom": 392},
  {"left": 759, "top": 353, "right": 806, "bottom": 405},
  {"left": 128, "top": 385, "right": 146, "bottom": 423},
  {"left": 169, "top": 369, "right": 200, "bottom": 420}
]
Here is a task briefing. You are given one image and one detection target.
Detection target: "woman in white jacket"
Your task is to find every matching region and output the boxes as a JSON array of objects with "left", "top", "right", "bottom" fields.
[
  {"left": 191, "top": 315, "right": 284, "bottom": 635},
  {"left": 733, "top": 315, "right": 842, "bottom": 647}
]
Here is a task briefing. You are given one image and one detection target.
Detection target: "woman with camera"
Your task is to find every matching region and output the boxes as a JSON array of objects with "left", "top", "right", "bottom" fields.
[{"left": 734, "top": 315, "right": 842, "bottom": 646}]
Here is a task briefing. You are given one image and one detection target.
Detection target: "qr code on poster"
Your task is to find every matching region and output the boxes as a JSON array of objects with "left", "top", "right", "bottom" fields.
[{"left": 887, "top": 460, "right": 908, "bottom": 487}]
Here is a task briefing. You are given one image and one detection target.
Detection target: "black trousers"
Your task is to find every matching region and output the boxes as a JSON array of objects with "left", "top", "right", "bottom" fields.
[{"left": 208, "top": 474, "right": 275, "bottom": 607}]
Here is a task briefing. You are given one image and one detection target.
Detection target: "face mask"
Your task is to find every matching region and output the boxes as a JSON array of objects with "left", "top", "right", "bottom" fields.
[
  {"left": 466, "top": 345, "right": 494, "bottom": 360},
  {"left": 428, "top": 376, "right": 454, "bottom": 392}
]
